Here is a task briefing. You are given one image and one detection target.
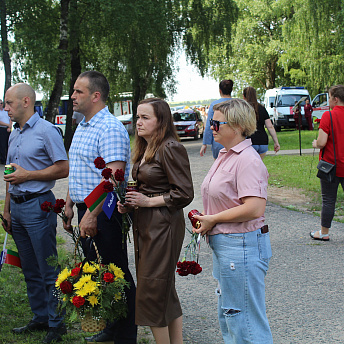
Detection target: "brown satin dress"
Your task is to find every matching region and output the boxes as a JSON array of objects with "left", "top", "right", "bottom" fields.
[{"left": 132, "top": 138, "right": 194, "bottom": 327}]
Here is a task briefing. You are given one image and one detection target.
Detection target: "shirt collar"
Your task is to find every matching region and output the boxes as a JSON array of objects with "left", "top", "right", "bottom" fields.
[
  {"left": 14, "top": 112, "right": 40, "bottom": 130},
  {"left": 218, "top": 138, "right": 252, "bottom": 156},
  {"left": 79, "top": 106, "right": 108, "bottom": 127}
]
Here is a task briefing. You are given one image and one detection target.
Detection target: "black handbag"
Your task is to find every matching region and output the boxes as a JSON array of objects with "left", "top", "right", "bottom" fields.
[{"left": 317, "top": 111, "right": 336, "bottom": 183}]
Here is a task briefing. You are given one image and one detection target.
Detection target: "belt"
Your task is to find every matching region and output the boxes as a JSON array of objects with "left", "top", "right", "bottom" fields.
[
  {"left": 261, "top": 225, "right": 269, "bottom": 234},
  {"left": 76, "top": 202, "right": 88, "bottom": 211},
  {"left": 10, "top": 191, "right": 50, "bottom": 204},
  {"left": 146, "top": 192, "right": 166, "bottom": 198}
]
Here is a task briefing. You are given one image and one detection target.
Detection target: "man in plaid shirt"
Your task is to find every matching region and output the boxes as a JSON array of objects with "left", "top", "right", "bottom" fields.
[{"left": 64, "top": 71, "right": 137, "bottom": 343}]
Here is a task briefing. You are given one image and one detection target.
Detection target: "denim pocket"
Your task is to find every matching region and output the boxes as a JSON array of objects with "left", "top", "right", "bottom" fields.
[{"left": 257, "top": 232, "right": 272, "bottom": 263}]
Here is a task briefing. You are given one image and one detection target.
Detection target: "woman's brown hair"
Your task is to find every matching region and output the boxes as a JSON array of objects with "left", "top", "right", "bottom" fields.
[
  {"left": 243, "top": 86, "right": 259, "bottom": 120},
  {"left": 132, "top": 98, "right": 179, "bottom": 164}
]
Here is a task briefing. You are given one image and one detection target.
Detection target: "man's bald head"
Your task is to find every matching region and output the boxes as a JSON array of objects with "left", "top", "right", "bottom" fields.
[
  {"left": 4, "top": 83, "right": 37, "bottom": 128},
  {"left": 9, "top": 83, "right": 36, "bottom": 108}
]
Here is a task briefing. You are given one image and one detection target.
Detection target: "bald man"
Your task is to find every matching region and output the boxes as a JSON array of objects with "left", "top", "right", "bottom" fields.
[{"left": 2, "top": 83, "right": 69, "bottom": 343}]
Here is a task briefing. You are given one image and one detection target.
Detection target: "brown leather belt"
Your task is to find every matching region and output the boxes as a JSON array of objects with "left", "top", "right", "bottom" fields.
[{"left": 146, "top": 192, "right": 166, "bottom": 198}]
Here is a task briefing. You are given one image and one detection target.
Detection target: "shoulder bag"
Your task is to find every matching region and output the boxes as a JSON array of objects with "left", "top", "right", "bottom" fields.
[{"left": 316, "top": 111, "right": 336, "bottom": 183}]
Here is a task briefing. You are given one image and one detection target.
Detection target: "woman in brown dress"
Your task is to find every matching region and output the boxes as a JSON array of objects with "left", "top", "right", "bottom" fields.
[{"left": 118, "top": 98, "right": 194, "bottom": 343}]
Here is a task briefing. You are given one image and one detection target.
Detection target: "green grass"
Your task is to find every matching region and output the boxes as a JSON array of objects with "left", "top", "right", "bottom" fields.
[
  {"left": 268, "top": 127, "right": 319, "bottom": 151},
  {"left": 264, "top": 155, "right": 344, "bottom": 221}
]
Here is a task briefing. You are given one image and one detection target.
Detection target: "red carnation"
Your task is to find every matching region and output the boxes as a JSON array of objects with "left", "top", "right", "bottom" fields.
[
  {"left": 41, "top": 201, "right": 52, "bottom": 212},
  {"left": 72, "top": 295, "right": 85, "bottom": 308},
  {"left": 71, "top": 267, "right": 81, "bottom": 277},
  {"left": 55, "top": 199, "right": 66, "bottom": 208},
  {"left": 176, "top": 260, "right": 202, "bottom": 276},
  {"left": 190, "top": 261, "right": 202, "bottom": 275},
  {"left": 101, "top": 168, "right": 113, "bottom": 180},
  {"left": 114, "top": 169, "right": 125, "bottom": 182},
  {"left": 53, "top": 204, "right": 63, "bottom": 214},
  {"left": 60, "top": 280, "right": 73, "bottom": 294},
  {"left": 94, "top": 157, "right": 106, "bottom": 169},
  {"left": 103, "top": 181, "right": 114, "bottom": 193},
  {"left": 103, "top": 272, "right": 115, "bottom": 283}
]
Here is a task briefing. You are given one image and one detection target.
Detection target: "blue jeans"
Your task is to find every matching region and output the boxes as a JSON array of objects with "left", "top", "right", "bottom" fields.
[
  {"left": 251, "top": 145, "right": 269, "bottom": 155},
  {"left": 209, "top": 229, "right": 273, "bottom": 344},
  {"left": 11, "top": 191, "right": 63, "bottom": 327}
]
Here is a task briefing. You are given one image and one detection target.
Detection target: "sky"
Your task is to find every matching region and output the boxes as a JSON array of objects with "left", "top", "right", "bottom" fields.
[
  {"left": 0, "top": 52, "right": 220, "bottom": 102},
  {"left": 167, "top": 51, "right": 220, "bottom": 103}
]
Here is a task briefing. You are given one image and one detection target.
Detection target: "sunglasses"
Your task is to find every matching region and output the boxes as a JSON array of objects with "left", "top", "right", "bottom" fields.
[{"left": 210, "top": 119, "right": 228, "bottom": 132}]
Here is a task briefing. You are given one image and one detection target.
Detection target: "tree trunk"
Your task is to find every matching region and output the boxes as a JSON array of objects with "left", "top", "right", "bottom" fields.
[
  {"left": 266, "top": 58, "right": 277, "bottom": 89},
  {"left": 131, "top": 66, "right": 153, "bottom": 131},
  {"left": 0, "top": 0, "right": 12, "bottom": 95},
  {"left": 64, "top": 0, "right": 81, "bottom": 151},
  {"left": 45, "top": 0, "right": 70, "bottom": 124}
]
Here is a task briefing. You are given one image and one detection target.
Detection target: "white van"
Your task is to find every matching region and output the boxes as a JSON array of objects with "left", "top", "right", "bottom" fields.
[
  {"left": 271, "top": 87, "right": 311, "bottom": 131},
  {"left": 311, "top": 93, "right": 329, "bottom": 120},
  {"left": 263, "top": 89, "right": 277, "bottom": 119}
]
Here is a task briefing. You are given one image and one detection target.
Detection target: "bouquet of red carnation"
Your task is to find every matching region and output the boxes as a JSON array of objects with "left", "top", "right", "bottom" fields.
[
  {"left": 94, "top": 157, "right": 132, "bottom": 244},
  {"left": 41, "top": 199, "right": 68, "bottom": 224},
  {"left": 177, "top": 260, "right": 202, "bottom": 276},
  {"left": 176, "top": 229, "right": 202, "bottom": 276}
]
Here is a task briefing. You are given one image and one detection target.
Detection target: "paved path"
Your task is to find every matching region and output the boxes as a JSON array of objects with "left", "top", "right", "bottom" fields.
[
  {"left": 266, "top": 148, "right": 319, "bottom": 156},
  {"left": 2, "top": 143, "right": 344, "bottom": 343}
]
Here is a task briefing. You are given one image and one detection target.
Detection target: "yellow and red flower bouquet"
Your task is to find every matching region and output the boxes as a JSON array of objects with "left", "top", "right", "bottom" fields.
[{"left": 55, "top": 259, "right": 128, "bottom": 330}]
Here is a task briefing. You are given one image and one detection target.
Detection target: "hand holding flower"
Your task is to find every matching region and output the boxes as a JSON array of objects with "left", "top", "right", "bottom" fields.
[
  {"left": 79, "top": 210, "right": 98, "bottom": 238},
  {"left": 192, "top": 214, "right": 215, "bottom": 236},
  {"left": 63, "top": 205, "right": 74, "bottom": 234},
  {"left": 117, "top": 201, "right": 130, "bottom": 214}
]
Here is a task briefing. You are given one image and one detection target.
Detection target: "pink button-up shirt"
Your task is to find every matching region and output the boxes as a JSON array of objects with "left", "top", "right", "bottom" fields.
[{"left": 201, "top": 139, "right": 269, "bottom": 235}]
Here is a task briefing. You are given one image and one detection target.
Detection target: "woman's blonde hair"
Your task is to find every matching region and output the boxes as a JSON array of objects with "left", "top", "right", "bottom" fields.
[
  {"left": 132, "top": 98, "right": 179, "bottom": 164},
  {"left": 213, "top": 98, "right": 257, "bottom": 137}
]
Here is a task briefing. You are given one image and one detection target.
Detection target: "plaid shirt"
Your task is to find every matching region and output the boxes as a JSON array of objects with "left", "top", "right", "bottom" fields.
[{"left": 69, "top": 106, "right": 130, "bottom": 203}]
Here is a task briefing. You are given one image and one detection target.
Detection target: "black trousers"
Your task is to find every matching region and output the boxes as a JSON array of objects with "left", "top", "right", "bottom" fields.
[
  {"left": 320, "top": 176, "right": 344, "bottom": 229},
  {"left": 78, "top": 208, "right": 137, "bottom": 344},
  {"left": 0, "top": 127, "right": 10, "bottom": 164}
]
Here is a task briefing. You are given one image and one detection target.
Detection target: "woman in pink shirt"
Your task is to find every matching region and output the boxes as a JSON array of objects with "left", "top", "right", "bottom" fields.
[{"left": 193, "top": 99, "right": 273, "bottom": 344}]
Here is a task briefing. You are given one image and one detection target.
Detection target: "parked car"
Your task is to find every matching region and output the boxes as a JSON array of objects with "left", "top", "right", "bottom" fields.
[
  {"left": 115, "top": 113, "right": 133, "bottom": 135},
  {"left": 172, "top": 108, "right": 204, "bottom": 140},
  {"left": 170, "top": 105, "right": 185, "bottom": 113}
]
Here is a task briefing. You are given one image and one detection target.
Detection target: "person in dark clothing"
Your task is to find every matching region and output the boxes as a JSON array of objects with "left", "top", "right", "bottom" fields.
[
  {"left": 293, "top": 101, "right": 302, "bottom": 130},
  {"left": 243, "top": 87, "right": 280, "bottom": 159},
  {"left": 304, "top": 99, "right": 313, "bottom": 130}
]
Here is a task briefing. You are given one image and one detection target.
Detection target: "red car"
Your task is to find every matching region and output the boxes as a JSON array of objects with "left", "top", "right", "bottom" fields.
[{"left": 173, "top": 109, "right": 204, "bottom": 140}]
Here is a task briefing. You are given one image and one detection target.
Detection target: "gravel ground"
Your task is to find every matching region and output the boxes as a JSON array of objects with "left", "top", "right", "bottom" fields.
[{"left": 1, "top": 142, "right": 343, "bottom": 344}]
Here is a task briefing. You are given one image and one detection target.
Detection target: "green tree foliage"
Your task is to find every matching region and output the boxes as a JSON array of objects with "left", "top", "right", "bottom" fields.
[
  {"left": 208, "top": 0, "right": 293, "bottom": 96},
  {"left": 10, "top": 0, "right": 61, "bottom": 92},
  {"left": 281, "top": 0, "right": 344, "bottom": 96},
  {"left": 182, "top": 0, "right": 238, "bottom": 76}
]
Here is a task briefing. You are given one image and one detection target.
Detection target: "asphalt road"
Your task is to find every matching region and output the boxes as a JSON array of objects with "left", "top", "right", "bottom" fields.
[{"left": 1, "top": 140, "right": 343, "bottom": 343}]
